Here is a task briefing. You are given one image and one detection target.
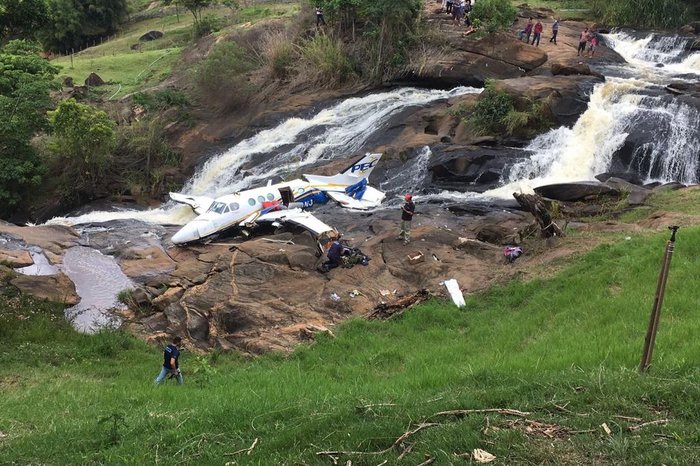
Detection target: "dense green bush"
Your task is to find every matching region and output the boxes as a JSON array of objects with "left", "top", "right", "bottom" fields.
[
  {"left": 47, "top": 99, "right": 117, "bottom": 199},
  {"left": 471, "top": 82, "right": 515, "bottom": 134},
  {"left": 590, "top": 0, "right": 691, "bottom": 29},
  {"left": 0, "top": 40, "right": 57, "bottom": 218},
  {"left": 471, "top": 0, "right": 517, "bottom": 35}
]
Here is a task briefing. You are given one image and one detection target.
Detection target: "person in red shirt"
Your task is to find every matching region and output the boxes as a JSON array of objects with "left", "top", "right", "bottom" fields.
[{"left": 531, "top": 20, "right": 544, "bottom": 46}]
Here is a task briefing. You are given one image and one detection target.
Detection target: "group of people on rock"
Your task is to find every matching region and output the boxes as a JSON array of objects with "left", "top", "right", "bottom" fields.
[
  {"left": 518, "top": 17, "right": 599, "bottom": 57},
  {"left": 518, "top": 17, "right": 557, "bottom": 47},
  {"left": 442, "top": 0, "right": 476, "bottom": 32}
]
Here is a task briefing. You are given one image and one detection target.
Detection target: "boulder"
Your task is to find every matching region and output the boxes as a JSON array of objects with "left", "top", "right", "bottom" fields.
[
  {"left": 10, "top": 273, "right": 79, "bottom": 305},
  {"left": 428, "top": 145, "right": 526, "bottom": 192},
  {"left": 402, "top": 33, "right": 547, "bottom": 88},
  {"left": 139, "top": 30, "right": 164, "bottom": 42},
  {"left": 551, "top": 63, "right": 604, "bottom": 79},
  {"left": 534, "top": 182, "right": 621, "bottom": 201},
  {"left": 85, "top": 72, "right": 105, "bottom": 86},
  {"left": 63, "top": 76, "right": 74, "bottom": 87},
  {"left": 0, "top": 249, "right": 33, "bottom": 268},
  {"left": 494, "top": 75, "right": 604, "bottom": 127},
  {"left": 118, "top": 246, "right": 176, "bottom": 278},
  {"left": 595, "top": 172, "right": 644, "bottom": 185},
  {"left": 152, "top": 286, "right": 185, "bottom": 311}
]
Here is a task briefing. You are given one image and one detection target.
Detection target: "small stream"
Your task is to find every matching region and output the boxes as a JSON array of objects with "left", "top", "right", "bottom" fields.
[{"left": 61, "top": 246, "right": 134, "bottom": 333}]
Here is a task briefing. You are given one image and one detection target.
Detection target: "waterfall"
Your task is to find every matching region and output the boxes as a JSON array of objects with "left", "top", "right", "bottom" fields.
[
  {"left": 49, "top": 86, "right": 480, "bottom": 226},
  {"left": 605, "top": 32, "right": 700, "bottom": 75},
  {"left": 483, "top": 33, "right": 700, "bottom": 199}
]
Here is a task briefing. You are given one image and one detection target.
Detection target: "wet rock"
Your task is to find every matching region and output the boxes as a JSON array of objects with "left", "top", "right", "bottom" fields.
[
  {"left": 10, "top": 273, "right": 79, "bottom": 305},
  {"left": 551, "top": 63, "right": 604, "bottom": 79},
  {"left": 139, "top": 30, "right": 163, "bottom": 41},
  {"left": 428, "top": 145, "right": 526, "bottom": 192},
  {"left": 85, "top": 72, "right": 105, "bottom": 86},
  {"left": 0, "top": 223, "right": 78, "bottom": 257},
  {"left": 0, "top": 249, "right": 33, "bottom": 268},
  {"left": 152, "top": 286, "right": 185, "bottom": 311},
  {"left": 595, "top": 172, "right": 644, "bottom": 185},
  {"left": 534, "top": 182, "right": 621, "bottom": 201},
  {"left": 653, "top": 182, "right": 686, "bottom": 192},
  {"left": 118, "top": 246, "right": 176, "bottom": 279}
]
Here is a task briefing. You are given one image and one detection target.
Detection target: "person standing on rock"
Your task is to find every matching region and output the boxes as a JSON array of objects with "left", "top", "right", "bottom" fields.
[
  {"left": 398, "top": 193, "right": 415, "bottom": 245},
  {"left": 531, "top": 20, "right": 543, "bottom": 46},
  {"left": 577, "top": 27, "right": 589, "bottom": 56},
  {"left": 550, "top": 18, "right": 560, "bottom": 44},
  {"left": 155, "top": 336, "right": 183, "bottom": 385},
  {"left": 587, "top": 34, "right": 598, "bottom": 58},
  {"left": 519, "top": 18, "right": 533, "bottom": 42}
]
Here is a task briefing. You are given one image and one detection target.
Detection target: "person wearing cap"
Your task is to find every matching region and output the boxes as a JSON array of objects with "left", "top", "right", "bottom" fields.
[
  {"left": 155, "top": 336, "right": 184, "bottom": 385},
  {"left": 398, "top": 193, "right": 415, "bottom": 244}
]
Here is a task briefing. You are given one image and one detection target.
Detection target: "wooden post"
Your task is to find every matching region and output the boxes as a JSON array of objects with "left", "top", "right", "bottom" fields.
[
  {"left": 70, "top": 48, "right": 74, "bottom": 69},
  {"left": 640, "top": 226, "right": 679, "bottom": 373}
]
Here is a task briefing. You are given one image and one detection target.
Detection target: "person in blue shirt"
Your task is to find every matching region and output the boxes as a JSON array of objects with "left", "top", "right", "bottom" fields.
[
  {"left": 155, "top": 336, "right": 183, "bottom": 385},
  {"left": 321, "top": 240, "right": 347, "bottom": 272}
]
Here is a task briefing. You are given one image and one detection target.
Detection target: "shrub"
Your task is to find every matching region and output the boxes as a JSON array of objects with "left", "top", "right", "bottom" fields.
[
  {"left": 193, "top": 14, "right": 225, "bottom": 38},
  {"left": 260, "top": 29, "right": 297, "bottom": 79},
  {"left": 194, "top": 41, "right": 255, "bottom": 111},
  {"left": 471, "top": 82, "right": 515, "bottom": 134},
  {"left": 298, "top": 34, "right": 355, "bottom": 86}
]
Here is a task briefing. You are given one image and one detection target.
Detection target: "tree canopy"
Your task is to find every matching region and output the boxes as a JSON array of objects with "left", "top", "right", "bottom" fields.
[
  {"left": 39, "top": 0, "right": 128, "bottom": 52},
  {"left": 0, "top": 40, "right": 57, "bottom": 216}
]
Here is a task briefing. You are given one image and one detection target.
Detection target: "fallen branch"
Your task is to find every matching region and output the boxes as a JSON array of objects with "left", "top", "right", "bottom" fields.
[
  {"left": 416, "top": 457, "right": 434, "bottom": 466},
  {"left": 224, "top": 438, "right": 258, "bottom": 456},
  {"left": 427, "top": 408, "right": 530, "bottom": 421},
  {"left": 513, "top": 192, "right": 565, "bottom": 238},
  {"left": 316, "top": 423, "right": 440, "bottom": 458},
  {"left": 628, "top": 419, "right": 668, "bottom": 432},
  {"left": 613, "top": 415, "right": 643, "bottom": 423}
]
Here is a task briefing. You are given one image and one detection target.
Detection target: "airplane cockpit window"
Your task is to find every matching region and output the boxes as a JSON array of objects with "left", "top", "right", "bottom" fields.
[
  {"left": 229, "top": 202, "right": 240, "bottom": 211},
  {"left": 208, "top": 202, "right": 227, "bottom": 214},
  {"left": 266, "top": 193, "right": 275, "bottom": 201},
  {"left": 257, "top": 195, "right": 265, "bottom": 203},
  {"left": 248, "top": 198, "right": 256, "bottom": 206}
]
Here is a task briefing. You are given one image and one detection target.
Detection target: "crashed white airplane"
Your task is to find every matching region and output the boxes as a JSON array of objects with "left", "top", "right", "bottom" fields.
[{"left": 169, "top": 153, "right": 384, "bottom": 245}]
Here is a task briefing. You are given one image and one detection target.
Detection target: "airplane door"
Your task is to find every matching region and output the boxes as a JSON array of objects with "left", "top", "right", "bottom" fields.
[{"left": 279, "top": 187, "right": 294, "bottom": 206}]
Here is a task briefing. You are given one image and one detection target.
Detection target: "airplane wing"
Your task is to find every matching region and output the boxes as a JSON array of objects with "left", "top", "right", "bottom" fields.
[
  {"left": 326, "top": 186, "right": 385, "bottom": 210},
  {"left": 169, "top": 192, "right": 215, "bottom": 215},
  {"left": 256, "top": 208, "right": 335, "bottom": 236}
]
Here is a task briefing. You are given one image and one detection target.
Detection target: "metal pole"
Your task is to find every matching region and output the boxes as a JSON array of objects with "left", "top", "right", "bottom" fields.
[{"left": 640, "top": 226, "right": 679, "bottom": 373}]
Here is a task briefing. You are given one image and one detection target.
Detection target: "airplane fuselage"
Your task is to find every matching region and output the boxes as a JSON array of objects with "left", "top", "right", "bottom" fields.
[{"left": 171, "top": 179, "right": 332, "bottom": 244}]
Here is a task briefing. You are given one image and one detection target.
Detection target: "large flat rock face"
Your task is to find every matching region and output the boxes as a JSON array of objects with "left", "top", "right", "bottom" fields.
[
  {"left": 125, "top": 208, "right": 537, "bottom": 353},
  {"left": 10, "top": 273, "right": 79, "bottom": 305}
]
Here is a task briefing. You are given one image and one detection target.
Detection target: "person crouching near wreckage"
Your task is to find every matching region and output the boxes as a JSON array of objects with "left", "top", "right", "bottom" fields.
[{"left": 321, "top": 236, "right": 348, "bottom": 272}]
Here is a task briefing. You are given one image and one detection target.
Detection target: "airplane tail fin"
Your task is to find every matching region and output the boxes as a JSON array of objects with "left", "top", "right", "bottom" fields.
[{"left": 340, "top": 153, "right": 382, "bottom": 179}]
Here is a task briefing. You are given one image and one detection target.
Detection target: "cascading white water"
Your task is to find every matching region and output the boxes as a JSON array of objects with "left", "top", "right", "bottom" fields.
[
  {"left": 483, "top": 33, "right": 700, "bottom": 199},
  {"left": 49, "top": 86, "right": 480, "bottom": 226},
  {"left": 605, "top": 32, "right": 700, "bottom": 75}
]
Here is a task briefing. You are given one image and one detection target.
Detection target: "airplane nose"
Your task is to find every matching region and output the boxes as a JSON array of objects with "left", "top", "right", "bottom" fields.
[{"left": 171, "top": 223, "right": 200, "bottom": 244}]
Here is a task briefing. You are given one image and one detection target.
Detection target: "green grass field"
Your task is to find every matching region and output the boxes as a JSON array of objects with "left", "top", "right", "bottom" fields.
[
  {"left": 2, "top": 189, "right": 700, "bottom": 464},
  {"left": 51, "top": 2, "right": 300, "bottom": 100}
]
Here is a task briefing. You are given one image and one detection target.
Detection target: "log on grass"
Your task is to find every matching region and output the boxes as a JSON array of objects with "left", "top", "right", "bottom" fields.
[{"left": 513, "top": 192, "right": 565, "bottom": 238}]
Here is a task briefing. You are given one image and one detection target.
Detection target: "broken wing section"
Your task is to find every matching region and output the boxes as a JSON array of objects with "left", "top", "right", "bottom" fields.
[
  {"left": 170, "top": 192, "right": 215, "bottom": 215},
  {"left": 326, "top": 186, "right": 385, "bottom": 210},
  {"left": 256, "top": 208, "right": 335, "bottom": 236}
]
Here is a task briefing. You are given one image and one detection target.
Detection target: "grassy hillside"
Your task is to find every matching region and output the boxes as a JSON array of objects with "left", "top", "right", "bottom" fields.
[
  {"left": 2, "top": 190, "right": 700, "bottom": 464},
  {"left": 51, "top": 2, "right": 300, "bottom": 100}
]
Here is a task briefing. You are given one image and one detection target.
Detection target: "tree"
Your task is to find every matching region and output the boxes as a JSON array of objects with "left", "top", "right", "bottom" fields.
[
  {"left": 0, "top": 0, "right": 49, "bottom": 43},
  {"left": 0, "top": 40, "right": 57, "bottom": 217},
  {"left": 181, "top": 0, "right": 213, "bottom": 25},
  {"left": 48, "top": 99, "right": 116, "bottom": 198},
  {"left": 39, "top": 0, "right": 128, "bottom": 52},
  {"left": 471, "top": 0, "right": 516, "bottom": 36}
]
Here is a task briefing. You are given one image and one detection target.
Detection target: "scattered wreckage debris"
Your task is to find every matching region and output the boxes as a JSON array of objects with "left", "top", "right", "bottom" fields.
[
  {"left": 513, "top": 192, "right": 565, "bottom": 238},
  {"left": 366, "top": 289, "right": 433, "bottom": 320}
]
